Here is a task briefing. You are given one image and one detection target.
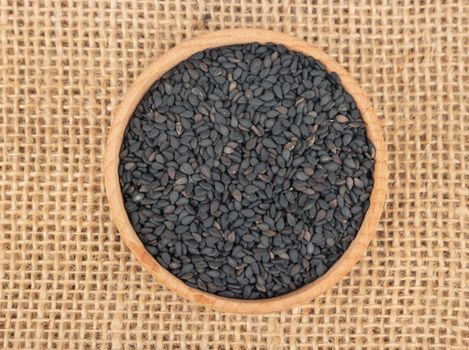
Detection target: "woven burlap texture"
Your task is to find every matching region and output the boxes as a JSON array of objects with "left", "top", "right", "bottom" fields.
[{"left": 0, "top": 1, "right": 467, "bottom": 349}]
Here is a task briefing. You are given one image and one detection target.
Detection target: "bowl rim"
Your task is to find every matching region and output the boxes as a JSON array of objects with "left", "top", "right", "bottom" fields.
[{"left": 104, "top": 28, "right": 387, "bottom": 314}]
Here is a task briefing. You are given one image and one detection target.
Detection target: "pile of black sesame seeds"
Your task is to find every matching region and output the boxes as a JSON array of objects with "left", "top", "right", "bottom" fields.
[{"left": 119, "top": 43, "right": 375, "bottom": 299}]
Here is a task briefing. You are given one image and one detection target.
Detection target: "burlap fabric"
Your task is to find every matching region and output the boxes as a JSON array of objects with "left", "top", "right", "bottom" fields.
[{"left": 0, "top": 1, "right": 467, "bottom": 349}]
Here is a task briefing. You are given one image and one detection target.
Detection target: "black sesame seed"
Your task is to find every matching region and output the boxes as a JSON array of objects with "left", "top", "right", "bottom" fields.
[{"left": 119, "top": 43, "right": 375, "bottom": 300}]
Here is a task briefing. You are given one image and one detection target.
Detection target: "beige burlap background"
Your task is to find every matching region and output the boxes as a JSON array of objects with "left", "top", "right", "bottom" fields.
[{"left": 0, "top": 1, "right": 468, "bottom": 349}]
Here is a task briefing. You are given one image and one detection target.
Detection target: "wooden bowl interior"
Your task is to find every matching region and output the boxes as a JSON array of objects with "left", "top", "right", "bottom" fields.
[{"left": 104, "top": 29, "right": 387, "bottom": 314}]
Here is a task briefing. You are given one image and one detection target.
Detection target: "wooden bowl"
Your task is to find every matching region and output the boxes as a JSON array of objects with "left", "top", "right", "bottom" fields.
[{"left": 104, "top": 29, "right": 387, "bottom": 314}]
